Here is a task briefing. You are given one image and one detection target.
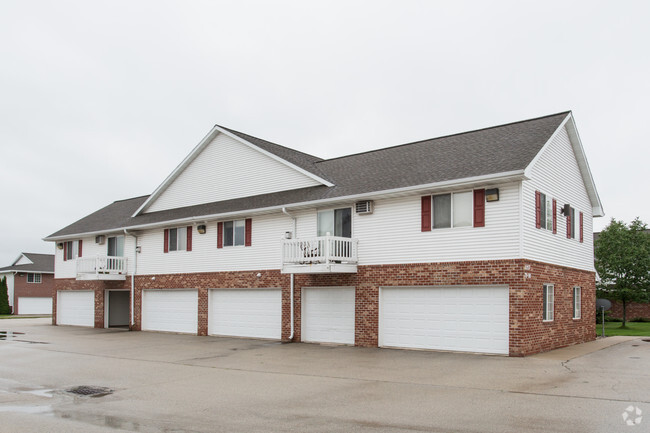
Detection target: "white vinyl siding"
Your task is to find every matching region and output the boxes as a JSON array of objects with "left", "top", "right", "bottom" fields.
[
  {"left": 15, "top": 255, "right": 34, "bottom": 266},
  {"left": 146, "top": 133, "right": 321, "bottom": 213},
  {"left": 543, "top": 284, "right": 554, "bottom": 321},
  {"left": 523, "top": 126, "right": 594, "bottom": 271},
  {"left": 208, "top": 289, "right": 281, "bottom": 339},
  {"left": 379, "top": 286, "right": 509, "bottom": 354},
  {"left": 142, "top": 290, "right": 198, "bottom": 334},
  {"left": 55, "top": 234, "right": 136, "bottom": 279},
  {"left": 57, "top": 291, "right": 94, "bottom": 327},
  {"left": 18, "top": 297, "right": 52, "bottom": 315}
]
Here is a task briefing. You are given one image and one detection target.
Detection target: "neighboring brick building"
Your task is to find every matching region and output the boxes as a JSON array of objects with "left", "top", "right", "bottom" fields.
[
  {"left": 45, "top": 111, "right": 604, "bottom": 356},
  {"left": 0, "top": 253, "right": 54, "bottom": 315}
]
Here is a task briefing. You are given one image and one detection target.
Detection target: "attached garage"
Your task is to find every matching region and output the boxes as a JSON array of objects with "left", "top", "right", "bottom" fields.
[
  {"left": 17, "top": 297, "right": 52, "bottom": 315},
  {"left": 209, "top": 289, "right": 281, "bottom": 339},
  {"left": 301, "top": 287, "right": 355, "bottom": 345},
  {"left": 57, "top": 291, "right": 94, "bottom": 327},
  {"left": 142, "top": 289, "right": 198, "bottom": 334},
  {"left": 379, "top": 285, "right": 509, "bottom": 355}
]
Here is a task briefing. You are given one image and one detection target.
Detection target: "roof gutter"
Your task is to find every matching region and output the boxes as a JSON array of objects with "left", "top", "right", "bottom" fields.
[{"left": 43, "top": 170, "right": 527, "bottom": 241}]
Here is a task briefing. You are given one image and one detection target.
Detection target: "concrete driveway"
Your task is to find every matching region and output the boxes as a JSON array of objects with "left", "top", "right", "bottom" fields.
[{"left": 0, "top": 319, "right": 648, "bottom": 433}]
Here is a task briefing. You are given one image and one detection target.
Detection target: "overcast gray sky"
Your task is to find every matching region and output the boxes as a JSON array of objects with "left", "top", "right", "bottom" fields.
[{"left": 1, "top": 0, "right": 649, "bottom": 266}]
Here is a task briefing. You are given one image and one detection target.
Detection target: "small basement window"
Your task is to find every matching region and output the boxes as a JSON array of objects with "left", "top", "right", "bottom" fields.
[{"left": 27, "top": 273, "right": 42, "bottom": 284}]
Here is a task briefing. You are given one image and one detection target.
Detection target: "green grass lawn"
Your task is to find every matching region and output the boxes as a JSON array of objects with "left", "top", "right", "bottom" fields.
[
  {"left": 0, "top": 315, "right": 50, "bottom": 319},
  {"left": 601, "top": 321, "right": 650, "bottom": 337}
]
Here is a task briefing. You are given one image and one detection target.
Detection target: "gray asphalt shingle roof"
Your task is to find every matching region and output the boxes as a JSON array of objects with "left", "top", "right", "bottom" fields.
[
  {"left": 46, "top": 112, "right": 570, "bottom": 239},
  {"left": 0, "top": 253, "right": 55, "bottom": 273}
]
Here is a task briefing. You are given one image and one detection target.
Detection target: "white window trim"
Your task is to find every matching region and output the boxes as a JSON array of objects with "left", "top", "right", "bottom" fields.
[
  {"left": 431, "top": 190, "right": 473, "bottom": 230},
  {"left": 539, "top": 192, "right": 553, "bottom": 232},
  {"left": 543, "top": 283, "right": 554, "bottom": 322},
  {"left": 27, "top": 273, "right": 42, "bottom": 284},
  {"left": 167, "top": 227, "right": 187, "bottom": 252},
  {"left": 316, "top": 207, "right": 354, "bottom": 237},
  {"left": 573, "top": 286, "right": 581, "bottom": 319},
  {"left": 223, "top": 219, "right": 246, "bottom": 247}
]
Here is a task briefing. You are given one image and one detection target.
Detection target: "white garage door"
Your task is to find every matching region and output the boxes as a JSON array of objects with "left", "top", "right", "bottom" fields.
[
  {"left": 57, "top": 291, "right": 94, "bottom": 327},
  {"left": 380, "top": 286, "right": 509, "bottom": 354},
  {"left": 142, "top": 290, "right": 198, "bottom": 334},
  {"left": 18, "top": 297, "right": 52, "bottom": 315},
  {"left": 209, "top": 289, "right": 281, "bottom": 339},
  {"left": 302, "top": 287, "right": 355, "bottom": 345}
]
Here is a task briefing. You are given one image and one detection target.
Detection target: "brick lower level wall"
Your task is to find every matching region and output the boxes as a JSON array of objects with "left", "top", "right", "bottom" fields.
[
  {"left": 13, "top": 273, "right": 55, "bottom": 314},
  {"left": 609, "top": 301, "right": 650, "bottom": 320},
  {"left": 53, "top": 259, "right": 596, "bottom": 356}
]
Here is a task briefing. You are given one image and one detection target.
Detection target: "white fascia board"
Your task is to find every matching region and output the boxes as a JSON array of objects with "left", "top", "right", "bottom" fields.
[
  {"left": 214, "top": 126, "right": 334, "bottom": 187},
  {"left": 45, "top": 170, "right": 526, "bottom": 238},
  {"left": 132, "top": 126, "right": 222, "bottom": 217},
  {"left": 523, "top": 112, "right": 604, "bottom": 217}
]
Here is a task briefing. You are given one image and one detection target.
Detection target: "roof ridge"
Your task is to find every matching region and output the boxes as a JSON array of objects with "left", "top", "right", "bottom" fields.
[
  {"left": 317, "top": 111, "right": 572, "bottom": 163},
  {"left": 113, "top": 195, "right": 150, "bottom": 204},
  {"left": 217, "top": 125, "right": 324, "bottom": 162}
]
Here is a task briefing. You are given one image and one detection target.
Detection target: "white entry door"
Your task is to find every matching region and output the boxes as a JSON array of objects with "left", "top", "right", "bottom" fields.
[
  {"left": 209, "top": 289, "right": 282, "bottom": 339},
  {"left": 379, "top": 286, "right": 509, "bottom": 354},
  {"left": 142, "top": 290, "right": 198, "bottom": 334},
  {"left": 301, "top": 287, "right": 355, "bottom": 345},
  {"left": 57, "top": 291, "right": 94, "bottom": 327},
  {"left": 18, "top": 297, "right": 52, "bottom": 315}
]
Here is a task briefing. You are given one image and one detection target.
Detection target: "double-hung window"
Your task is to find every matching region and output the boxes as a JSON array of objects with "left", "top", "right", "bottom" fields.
[
  {"left": 432, "top": 191, "right": 472, "bottom": 229},
  {"left": 224, "top": 220, "right": 246, "bottom": 246},
  {"left": 573, "top": 287, "right": 581, "bottom": 319},
  {"left": 63, "top": 240, "right": 81, "bottom": 261},
  {"left": 543, "top": 284, "right": 554, "bottom": 321},
  {"left": 168, "top": 227, "right": 187, "bottom": 251},
  {"left": 317, "top": 208, "right": 352, "bottom": 237},
  {"left": 568, "top": 207, "right": 576, "bottom": 239},
  {"left": 27, "top": 273, "right": 42, "bottom": 283},
  {"left": 539, "top": 193, "right": 553, "bottom": 231},
  {"left": 107, "top": 236, "right": 125, "bottom": 257}
]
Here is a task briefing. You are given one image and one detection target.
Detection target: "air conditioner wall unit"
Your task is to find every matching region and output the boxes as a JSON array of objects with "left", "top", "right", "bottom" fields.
[
  {"left": 355, "top": 200, "right": 374, "bottom": 215},
  {"left": 95, "top": 235, "right": 106, "bottom": 245}
]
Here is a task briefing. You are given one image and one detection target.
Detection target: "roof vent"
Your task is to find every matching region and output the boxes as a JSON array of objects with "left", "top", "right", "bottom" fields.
[
  {"left": 355, "top": 200, "right": 374, "bottom": 215},
  {"left": 95, "top": 235, "right": 105, "bottom": 245}
]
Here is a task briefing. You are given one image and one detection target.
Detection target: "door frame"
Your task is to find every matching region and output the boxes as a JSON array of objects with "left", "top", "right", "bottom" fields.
[{"left": 104, "top": 289, "right": 131, "bottom": 328}]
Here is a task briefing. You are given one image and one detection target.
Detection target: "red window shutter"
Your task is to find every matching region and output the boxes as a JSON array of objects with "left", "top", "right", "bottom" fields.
[
  {"left": 186, "top": 226, "right": 192, "bottom": 251},
  {"left": 63, "top": 242, "right": 67, "bottom": 261},
  {"left": 163, "top": 229, "right": 169, "bottom": 253},
  {"left": 566, "top": 213, "right": 571, "bottom": 239},
  {"left": 473, "top": 189, "right": 485, "bottom": 228},
  {"left": 78, "top": 240, "right": 82, "bottom": 258},
  {"left": 217, "top": 222, "right": 223, "bottom": 249},
  {"left": 552, "top": 199, "right": 557, "bottom": 234},
  {"left": 421, "top": 196, "right": 431, "bottom": 232},
  {"left": 245, "top": 218, "right": 252, "bottom": 247},
  {"left": 535, "top": 191, "right": 541, "bottom": 228},
  {"left": 579, "top": 212, "right": 584, "bottom": 243}
]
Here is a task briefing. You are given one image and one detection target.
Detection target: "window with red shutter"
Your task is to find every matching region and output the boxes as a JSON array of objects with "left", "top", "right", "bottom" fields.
[
  {"left": 186, "top": 226, "right": 192, "bottom": 251},
  {"left": 217, "top": 222, "right": 223, "bottom": 248},
  {"left": 78, "top": 240, "right": 82, "bottom": 258},
  {"left": 552, "top": 199, "right": 557, "bottom": 234},
  {"left": 535, "top": 191, "right": 541, "bottom": 228},
  {"left": 473, "top": 189, "right": 485, "bottom": 228},
  {"left": 245, "top": 218, "right": 252, "bottom": 247},
  {"left": 579, "top": 212, "right": 583, "bottom": 243},
  {"left": 163, "top": 229, "right": 169, "bottom": 253},
  {"left": 421, "top": 196, "right": 431, "bottom": 232}
]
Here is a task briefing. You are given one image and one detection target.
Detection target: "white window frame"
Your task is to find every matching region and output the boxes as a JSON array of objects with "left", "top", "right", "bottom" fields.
[
  {"left": 223, "top": 219, "right": 246, "bottom": 247},
  {"left": 573, "top": 286, "right": 581, "bottom": 319},
  {"left": 569, "top": 207, "right": 576, "bottom": 239},
  {"left": 64, "top": 240, "right": 79, "bottom": 261},
  {"left": 27, "top": 273, "right": 42, "bottom": 284},
  {"left": 539, "top": 192, "right": 553, "bottom": 231},
  {"left": 317, "top": 207, "right": 353, "bottom": 238},
  {"left": 107, "top": 235, "right": 125, "bottom": 257},
  {"left": 431, "top": 190, "right": 473, "bottom": 229},
  {"left": 543, "top": 283, "right": 554, "bottom": 322},
  {"left": 167, "top": 227, "right": 187, "bottom": 252}
]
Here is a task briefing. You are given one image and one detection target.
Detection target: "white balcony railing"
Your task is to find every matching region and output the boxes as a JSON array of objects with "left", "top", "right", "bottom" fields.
[
  {"left": 281, "top": 236, "right": 358, "bottom": 273},
  {"left": 76, "top": 256, "right": 127, "bottom": 280}
]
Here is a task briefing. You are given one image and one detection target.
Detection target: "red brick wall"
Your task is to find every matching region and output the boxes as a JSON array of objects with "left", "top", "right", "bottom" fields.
[
  {"left": 609, "top": 301, "right": 650, "bottom": 320},
  {"left": 13, "top": 273, "right": 55, "bottom": 314},
  {"left": 53, "top": 259, "right": 596, "bottom": 356}
]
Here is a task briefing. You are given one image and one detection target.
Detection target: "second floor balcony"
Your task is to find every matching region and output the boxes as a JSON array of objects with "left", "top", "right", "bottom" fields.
[
  {"left": 76, "top": 256, "right": 127, "bottom": 281},
  {"left": 281, "top": 235, "right": 359, "bottom": 274}
]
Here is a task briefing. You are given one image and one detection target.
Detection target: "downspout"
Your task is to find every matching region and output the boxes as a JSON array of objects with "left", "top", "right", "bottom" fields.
[
  {"left": 124, "top": 229, "right": 137, "bottom": 329},
  {"left": 282, "top": 207, "right": 296, "bottom": 340}
]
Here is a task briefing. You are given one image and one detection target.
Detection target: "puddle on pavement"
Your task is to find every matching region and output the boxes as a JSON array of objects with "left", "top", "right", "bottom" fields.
[
  {"left": 0, "top": 331, "right": 25, "bottom": 340},
  {"left": 0, "top": 405, "right": 53, "bottom": 415},
  {"left": 21, "top": 388, "right": 55, "bottom": 398}
]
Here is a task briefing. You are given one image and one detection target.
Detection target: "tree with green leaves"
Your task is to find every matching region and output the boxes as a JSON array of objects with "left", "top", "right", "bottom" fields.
[
  {"left": 0, "top": 276, "right": 10, "bottom": 315},
  {"left": 595, "top": 218, "right": 650, "bottom": 327}
]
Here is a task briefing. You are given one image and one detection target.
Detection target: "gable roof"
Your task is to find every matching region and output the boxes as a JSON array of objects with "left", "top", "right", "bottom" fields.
[
  {"left": 0, "top": 253, "right": 54, "bottom": 273},
  {"left": 45, "top": 111, "right": 601, "bottom": 240}
]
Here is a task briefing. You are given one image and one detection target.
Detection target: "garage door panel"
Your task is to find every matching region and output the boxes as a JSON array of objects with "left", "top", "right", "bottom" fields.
[
  {"left": 57, "top": 291, "right": 94, "bottom": 327},
  {"left": 142, "top": 290, "right": 198, "bottom": 334},
  {"left": 380, "top": 286, "right": 509, "bottom": 354},
  {"left": 209, "top": 289, "right": 281, "bottom": 339},
  {"left": 18, "top": 297, "right": 52, "bottom": 315},
  {"left": 302, "top": 287, "right": 355, "bottom": 345}
]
